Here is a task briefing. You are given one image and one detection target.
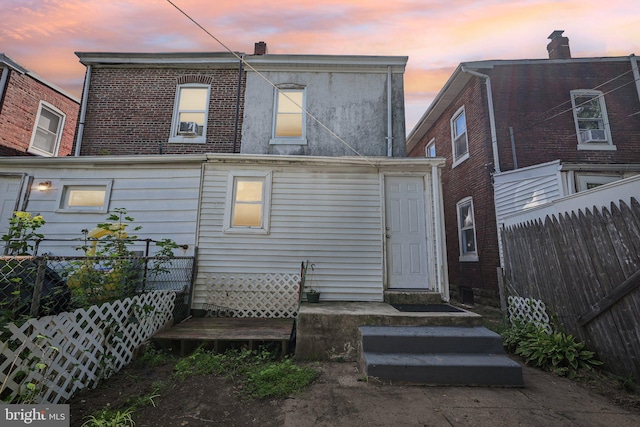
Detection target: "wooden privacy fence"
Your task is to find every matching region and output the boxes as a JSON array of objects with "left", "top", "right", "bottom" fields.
[{"left": 502, "top": 198, "right": 640, "bottom": 380}]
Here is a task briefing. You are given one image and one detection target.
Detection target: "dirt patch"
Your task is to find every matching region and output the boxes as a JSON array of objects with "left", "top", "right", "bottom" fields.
[{"left": 69, "top": 360, "right": 284, "bottom": 427}]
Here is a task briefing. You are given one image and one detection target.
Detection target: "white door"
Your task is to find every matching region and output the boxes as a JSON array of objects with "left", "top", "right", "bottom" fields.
[
  {"left": 0, "top": 176, "right": 24, "bottom": 238},
  {"left": 385, "top": 176, "right": 429, "bottom": 289}
]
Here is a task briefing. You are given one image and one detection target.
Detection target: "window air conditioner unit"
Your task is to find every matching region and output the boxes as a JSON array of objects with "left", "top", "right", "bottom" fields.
[
  {"left": 580, "top": 129, "right": 607, "bottom": 143},
  {"left": 178, "top": 121, "right": 199, "bottom": 136}
]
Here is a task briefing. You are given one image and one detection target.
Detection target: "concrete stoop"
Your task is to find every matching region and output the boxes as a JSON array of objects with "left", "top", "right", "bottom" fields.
[{"left": 359, "top": 325, "right": 524, "bottom": 387}]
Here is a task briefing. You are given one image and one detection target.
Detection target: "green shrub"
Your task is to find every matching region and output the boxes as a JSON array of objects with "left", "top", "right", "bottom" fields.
[{"left": 502, "top": 321, "right": 603, "bottom": 378}]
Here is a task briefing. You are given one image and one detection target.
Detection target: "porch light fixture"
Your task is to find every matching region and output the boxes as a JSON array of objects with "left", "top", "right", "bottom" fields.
[{"left": 37, "top": 181, "right": 52, "bottom": 191}]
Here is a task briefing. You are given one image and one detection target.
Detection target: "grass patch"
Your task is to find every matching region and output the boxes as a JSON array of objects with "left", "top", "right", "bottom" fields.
[{"left": 174, "top": 347, "right": 319, "bottom": 398}]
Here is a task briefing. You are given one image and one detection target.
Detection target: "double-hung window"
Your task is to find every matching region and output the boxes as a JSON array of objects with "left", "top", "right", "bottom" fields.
[
  {"left": 450, "top": 107, "right": 469, "bottom": 166},
  {"left": 571, "top": 90, "right": 615, "bottom": 150},
  {"left": 425, "top": 138, "right": 436, "bottom": 157},
  {"left": 224, "top": 171, "right": 272, "bottom": 234},
  {"left": 29, "top": 101, "right": 65, "bottom": 157},
  {"left": 270, "top": 87, "right": 306, "bottom": 145},
  {"left": 457, "top": 197, "right": 478, "bottom": 261},
  {"left": 169, "top": 84, "right": 210, "bottom": 143}
]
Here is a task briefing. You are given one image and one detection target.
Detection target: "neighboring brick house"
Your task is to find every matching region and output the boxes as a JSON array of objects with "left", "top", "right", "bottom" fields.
[
  {"left": 0, "top": 53, "right": 80, "bottom": 157},
  {"left": 74, "top": 42, "right": 408, "bottom": 157},
  {"left": 406, "top": 32, "right": 640, "bottom": 300}
]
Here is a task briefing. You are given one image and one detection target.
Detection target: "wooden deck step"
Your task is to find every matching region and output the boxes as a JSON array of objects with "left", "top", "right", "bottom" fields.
[{"left": 153, "top": 317, "right": 294, "bottom": 355}]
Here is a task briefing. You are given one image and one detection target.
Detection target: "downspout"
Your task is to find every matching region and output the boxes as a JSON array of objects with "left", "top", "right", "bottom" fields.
[
  {"left": 386, "top": 66, "right": 393, "bottom": 157},
  {"left": 631, "top": 54, "right": 640, "bottom": 106},
  {"left": 232, "top": 54, "right": 244, "bottom": 154},
  {"left": 74, "top": 65, "right": 91, "bottom": 156},
  {"left": 0, "top": 67, "right": 9, "bottom": 113},
  {"left": 460, "top": 66, "right": 500, "bottom": 172}
]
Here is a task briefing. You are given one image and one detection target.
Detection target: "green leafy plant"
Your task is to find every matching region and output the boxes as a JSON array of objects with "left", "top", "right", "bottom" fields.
[
  {"left": 81, "top": 407, "right": 136, "bottom": 427},
  {"left": 1, "top": 211, "right": 46, "bottom": 256},
  {"left": 502, "top": 321, "right": 603, "bottom": 378},
  {"left": 244, "top": 358, "right": 319, "bottom": 398}
]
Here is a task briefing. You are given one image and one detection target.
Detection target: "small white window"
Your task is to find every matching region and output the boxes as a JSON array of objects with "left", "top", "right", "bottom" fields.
[
  {"left": 576, "top": 174, "right": 621, "bottom": 192},
  {"left": 457, "top": 197, "right": 478, "bottom": 262},
  {"left": 57, "top": 180, "right": 112, "bottom": 213},
  {"left": 270, "top": 88, "right": 307, "bottom": 145},
  {"left": 224, "top": 171, "right": 272, "bottom": 234},
  {"left": 450, "top": 107, "right": 469, "bottom": 167},
  {"left": 28, "top": 102, "right": 65, "bottom": 157},
  {"left": 425, "top": 138, "right": 436, "bottom": 157},
  {"left": 571, "top": 90, "right": 615, "bottom": 151},
  {"left": 169, "top": 84, "right": 210, "bottom": 144}
]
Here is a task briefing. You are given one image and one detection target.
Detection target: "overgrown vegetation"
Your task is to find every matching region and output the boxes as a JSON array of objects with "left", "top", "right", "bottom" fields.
[
  {"left": 501, "top": 321, "right": 603, "bottom": 379},
  {"left": 174, "top": 347, "right": 319, "bottom": 399}
]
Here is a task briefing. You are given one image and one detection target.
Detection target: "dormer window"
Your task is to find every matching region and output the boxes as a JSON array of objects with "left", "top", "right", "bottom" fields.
[{"left": 571, "top": 90, "right": 615, "bottom": 151}]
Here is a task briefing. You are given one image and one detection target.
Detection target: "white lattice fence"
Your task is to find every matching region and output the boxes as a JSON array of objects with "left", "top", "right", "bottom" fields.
[
  {"left": 0, "top": 290, "right": 175, "bottom": 404},
  {"left": 508, "top": 295, "right": 551, "bottom": 333},
  {"left": 205, "top": 273, "right": 300, "bottom": 318}
]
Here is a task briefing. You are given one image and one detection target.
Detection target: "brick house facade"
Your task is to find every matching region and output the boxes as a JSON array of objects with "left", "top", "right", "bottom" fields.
[
  {"left": 407, "top": 33, "right": 640, "bottom": 298},
  {"left": 74, "top": 52, "right": 245, "bottom": 156},
  {"left": 0, "top": 54, "right": 79, "bottom": 157}
]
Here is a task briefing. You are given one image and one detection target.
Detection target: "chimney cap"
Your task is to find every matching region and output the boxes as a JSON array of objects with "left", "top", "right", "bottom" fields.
[{"left": 548, "top": 30, "right": 565, "bottom": 40}]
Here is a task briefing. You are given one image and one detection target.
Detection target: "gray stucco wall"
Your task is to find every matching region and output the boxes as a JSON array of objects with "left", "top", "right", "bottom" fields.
[{"left": 241, "top": 71, "right": 406, "bottom": 157}]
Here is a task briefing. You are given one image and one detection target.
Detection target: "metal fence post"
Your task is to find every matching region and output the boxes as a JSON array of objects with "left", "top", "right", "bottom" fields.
[{"left": 30, "top": 258, "right": 46, "bottom": 318}]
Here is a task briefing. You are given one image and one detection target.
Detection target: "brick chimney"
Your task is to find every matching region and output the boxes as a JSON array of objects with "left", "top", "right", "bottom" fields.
[
  {"left": 547, "top": 30, "right": 571, "bottom": 59},
  {"left": 254, "top": 41, "right": 268, "bottom": 55}
]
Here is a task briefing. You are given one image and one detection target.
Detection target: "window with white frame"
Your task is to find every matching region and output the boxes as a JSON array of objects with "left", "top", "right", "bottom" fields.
[
  {"left": 425, "top": 138, "right": 436, "bottom": 157},
  {"left": 270, "top": 87, "right": 306, "bottom": 145},
  {"left": 571, "top": 90, "right": 615, "bottom": 150},
  {"left": 169, "top": 84, "right": 210, "bottom": 143},
  {"left": 576, "top": 174, "right": 621, "bottom": 192},
  {"left": 457, "top": 197, "right": 478, "bottom": 261},
  {"left": 450, "top": 107, "right": 469, "bottom": 166},
  {"left": 28, "top": 102, "right": 66, "bottom": 157},
  {"left": 224, "top": 171, "right": 272, "bottom": 234},
  {"left": 57, "top": 180, "right": 112, "bottom": 213}
]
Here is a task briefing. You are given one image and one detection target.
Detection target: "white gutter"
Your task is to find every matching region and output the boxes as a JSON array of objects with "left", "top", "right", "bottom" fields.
[
  {"left": 74, "top": 65, "right": 92, "bottom": 156},
  {"left": 460, "top": 66, "right": 500, "bottom": 173},
  {"left": 386, "top": 66, "right": 393, "bottom": 156},
  {"left": 631, "top": 54, "right": 640, "bottom": 106}
]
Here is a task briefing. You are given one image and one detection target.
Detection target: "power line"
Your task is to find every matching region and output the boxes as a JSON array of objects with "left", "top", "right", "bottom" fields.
[{"left": 164, "top": 0, "right": 375, "bottom": 164}]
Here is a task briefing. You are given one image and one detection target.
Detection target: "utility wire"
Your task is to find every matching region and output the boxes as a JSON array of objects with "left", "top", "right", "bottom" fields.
[{"left": 165, "top": 0, "right": 376, "bottom": 164}]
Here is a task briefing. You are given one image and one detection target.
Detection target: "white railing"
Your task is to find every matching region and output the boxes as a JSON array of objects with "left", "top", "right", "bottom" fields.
[{"left": 0, "top": 290, "right": 175, "bottom": 404}]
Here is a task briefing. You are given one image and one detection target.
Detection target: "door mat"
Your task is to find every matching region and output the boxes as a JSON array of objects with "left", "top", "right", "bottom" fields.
[{"left": 391, "top": 304, "right": 464, "bottom": 313}]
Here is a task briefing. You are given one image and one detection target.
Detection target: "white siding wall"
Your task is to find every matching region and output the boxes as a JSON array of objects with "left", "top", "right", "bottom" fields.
[
  {"left": 0, "top": 163, "right": 202, "bottom": 257},
  {"left": 194, "top": 164, "right": 384, "bottom": 305}
]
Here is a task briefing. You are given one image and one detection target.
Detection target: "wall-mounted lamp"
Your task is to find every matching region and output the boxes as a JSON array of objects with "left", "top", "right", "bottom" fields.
[{"left": 37, "top": 181, "right": 52, "bottom": 191}]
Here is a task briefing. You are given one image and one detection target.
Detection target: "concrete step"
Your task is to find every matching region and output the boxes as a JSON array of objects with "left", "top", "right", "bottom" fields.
[
  {"left": 359, "top": 325, "right": 505, "bottom": 355},
  {"left": 363, "top": 352, "right": 524, "bottom": 386}
]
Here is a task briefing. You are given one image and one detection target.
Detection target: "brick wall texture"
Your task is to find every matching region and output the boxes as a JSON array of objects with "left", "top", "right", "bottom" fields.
[
  {"left": 0, "top": 69, "right": 79, "bottom": 156},
  {"left": 408, "top": 60, "right": 640, "bottom": 294},
  {"left": 77, "top": 66, "right": 245, "bottom": 155}
]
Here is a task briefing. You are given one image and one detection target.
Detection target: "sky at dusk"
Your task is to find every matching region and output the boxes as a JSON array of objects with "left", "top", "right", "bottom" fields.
[{"left": 2, "top": 0, "right": 639, "bottom": 131}]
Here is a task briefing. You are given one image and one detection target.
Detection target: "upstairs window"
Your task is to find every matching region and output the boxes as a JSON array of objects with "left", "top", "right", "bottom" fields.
[
  {"left": 425, "top": 138, "right": 436, "bottom": 157},
  {"left": 450, "top": 107, "right": 469, "bottom": 167},
  {"left": 270, "top": 87, "right": 306, "bottom": 145},
  {"left": 571, "top": 90, "right": 615, "bottom": 151},
  {"left": 224, "top": 171, "right": 272, "bottom": 234},
  {"left": 29, "top": 102, "right": 65, "bottom": 157},
  {"left": 169, "top": 84, "right": 210, "bottom": 143},
  {"left": 457, "top": 197, "right": 478, "bottom": 262}
]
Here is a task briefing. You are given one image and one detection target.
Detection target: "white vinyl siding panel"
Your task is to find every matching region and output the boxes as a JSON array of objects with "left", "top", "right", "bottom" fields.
[
  {"left": 12, "top": 165, "right": 202, "bottom": 256},
  {"left": 195, "top": 165, "right": 384, "bottom": 305}
]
